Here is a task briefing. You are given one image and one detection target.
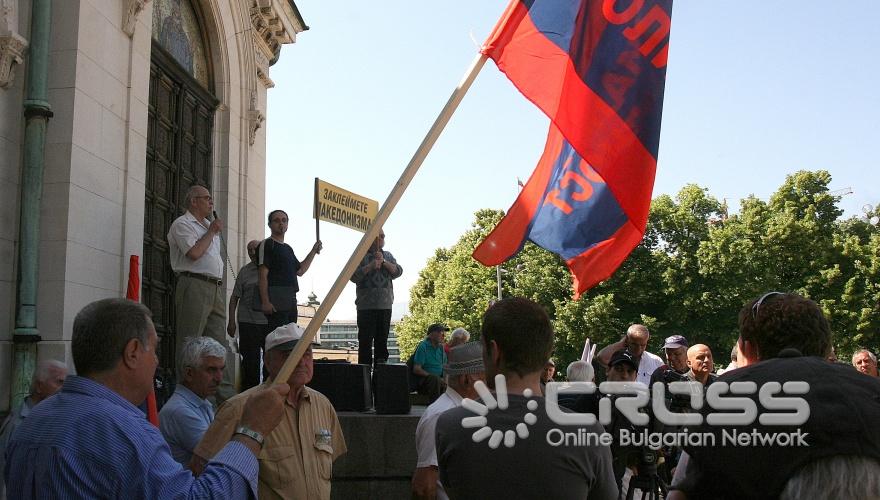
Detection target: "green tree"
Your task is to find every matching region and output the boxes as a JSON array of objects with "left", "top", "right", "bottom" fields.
[{"left": 397, "top": 171, "right": 880, "bottom": 367}]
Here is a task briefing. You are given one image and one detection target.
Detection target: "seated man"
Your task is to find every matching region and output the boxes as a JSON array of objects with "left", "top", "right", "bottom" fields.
[
  {"left": 410, "top": 323, "right": 448, "bottom": 403},
  {"left": 412, "top": 341, "right": 485, "bottom": 500},
  {"left": 194, "top": 323, "right": 347, "bottom": 499},
  {"left": 4, "top": 298, "right": 290, "bottom": 498},
  {"left": 159, "top": 336, "right": 226, "bottom": 466},
  {"left": 0, "top": 359, "right": 67, "bottom": 496}
]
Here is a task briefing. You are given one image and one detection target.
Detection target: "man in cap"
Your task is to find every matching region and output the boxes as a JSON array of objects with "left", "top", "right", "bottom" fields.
[
  {"left": 436, "top": 298, "right": 617, "bottom": 499},
  {"left": 193, "top": 323, "right": 347, "bottom": 499},
  {"left": 606, "top": 349, "right": 639, "bottom": 383},
  {"left": 649, "top": 334, "right": 690, "bottom": 393},
  {"left": 412, "top": 341, "right": 485, "bottom": 500},
  {"left": 410, "top": 323, "right": 448, "bottom": 403},
  {"left": 598, "top": 324, "right": 664, "bottom": 385}
]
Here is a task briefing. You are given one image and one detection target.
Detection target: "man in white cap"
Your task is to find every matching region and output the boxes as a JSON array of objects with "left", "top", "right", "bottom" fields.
[
  {"left": 193, "top": 323, "right": 347, "bottom": 499},
  {"left": 412, "top": 341, "right": 485, "bottom": 500}
]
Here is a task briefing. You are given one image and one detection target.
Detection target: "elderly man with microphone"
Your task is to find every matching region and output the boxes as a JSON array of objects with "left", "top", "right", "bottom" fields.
[{"left": 168, "top": 184, "right": 234, "bottom": 403}]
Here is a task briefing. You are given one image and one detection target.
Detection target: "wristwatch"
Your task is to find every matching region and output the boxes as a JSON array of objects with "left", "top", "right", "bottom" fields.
[{"left": 234, "top": 425, "right": 265, "bottom": 447}]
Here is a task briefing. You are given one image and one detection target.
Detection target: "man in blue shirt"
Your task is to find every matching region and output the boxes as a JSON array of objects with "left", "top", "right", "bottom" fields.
[
  {"left": 4, "top": 298, "right": 289, "bottom": 499},
  {"left": 411, "top": 323, "right": 448, "bottom": 403},
  {"left": 160, "top": 336, "right": 226, "bottom": 466}
]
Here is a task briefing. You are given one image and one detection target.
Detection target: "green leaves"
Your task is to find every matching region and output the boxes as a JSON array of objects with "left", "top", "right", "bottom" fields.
[{"left": 397, "top": 171, "right": 880, "bottom": 368}]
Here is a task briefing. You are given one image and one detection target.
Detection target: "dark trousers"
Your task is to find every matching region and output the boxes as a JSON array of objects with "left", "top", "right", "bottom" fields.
[
  {"left": 267, "top": 309, "right": 298, "bottom": 331},
  {"left": 417, "top": 374, "right": 445, "bottom": 404},
  {"left": 238, "top": 322, "right": 271, "bottom": 391},
  {"left": 357, "top": 309, "right": 391, "bottom": 367}
]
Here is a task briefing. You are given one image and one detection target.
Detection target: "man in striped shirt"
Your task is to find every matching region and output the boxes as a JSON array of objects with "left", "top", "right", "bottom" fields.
[{"left": 4, "top": 298, "right": 289, "bottom": 499}]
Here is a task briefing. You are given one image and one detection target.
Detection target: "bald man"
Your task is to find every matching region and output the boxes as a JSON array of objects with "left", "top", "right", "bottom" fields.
[
  {"left": 685, "top": 344, "right": 717, "bottom": 386},
  {"left": 228, "top": 239, "right": 271, "bottom": 391}
]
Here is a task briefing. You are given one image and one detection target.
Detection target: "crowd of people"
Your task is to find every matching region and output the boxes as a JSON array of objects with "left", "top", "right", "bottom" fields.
[
  {"left": 411, "top": 293, "right": 880, "bottom": 500},
  {"left": 2, "top": 185, "right": 880, "bottom": 499}
]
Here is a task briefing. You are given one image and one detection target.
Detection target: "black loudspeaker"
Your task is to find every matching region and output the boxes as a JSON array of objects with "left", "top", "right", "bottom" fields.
[
  {"left": 373, "top": 363, "right": 411, "bottom": 415},
  {"left": 309, "top": 362, "right": 372, "bottom": 411}
]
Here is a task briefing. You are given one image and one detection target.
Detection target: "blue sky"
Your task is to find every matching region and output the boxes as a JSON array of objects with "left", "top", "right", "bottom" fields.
[{"left": 266, "top": 1, "right": 879, "bottom": 320}]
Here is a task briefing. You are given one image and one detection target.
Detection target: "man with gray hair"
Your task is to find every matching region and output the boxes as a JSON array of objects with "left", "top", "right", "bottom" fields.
[
  {"left": 852, "top": 349, "right": 878, "bottom": 377},
  {"left": 445, "top": 327, "right": 470, "bottom": 353},
  {"left": 167, "top": 184, "right": 234, "bottom": 403},
  {"left": 160, "top": 336, "right": 227, "bottom": 466},
  {"left": 566, "top": 360, "right": 592, "bottom": 382},
  {"left": 413, "top": 341, "right": 485, "bottom": 500},
  {"left": 4, "top": 298, "right": 290, "bottom": 498},
  {"left": 0, "top": 359, "right": 67, "bottom": 496},
  {"left": 597, "top": 324, "right": 664, "bottom": 385}
]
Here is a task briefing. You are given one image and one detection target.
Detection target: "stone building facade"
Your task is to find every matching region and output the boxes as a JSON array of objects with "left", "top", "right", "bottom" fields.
[{"left": 0, "top": 0, "right": 306, "bottom": 410}]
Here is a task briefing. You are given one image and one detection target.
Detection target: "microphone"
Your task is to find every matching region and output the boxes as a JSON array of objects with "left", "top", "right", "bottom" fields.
[{"left": 212, "top": 210, "right": 218, "bottom": 220}]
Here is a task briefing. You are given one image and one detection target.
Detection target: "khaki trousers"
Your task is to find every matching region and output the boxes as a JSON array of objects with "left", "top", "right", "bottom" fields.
[{"left": 174, "top": 274, "right": 236, "bottom": 403}]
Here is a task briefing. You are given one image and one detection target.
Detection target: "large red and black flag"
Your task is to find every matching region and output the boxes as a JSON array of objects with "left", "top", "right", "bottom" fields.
[{"left": 473, "top": 0, "right": 673, "bottom": 297}]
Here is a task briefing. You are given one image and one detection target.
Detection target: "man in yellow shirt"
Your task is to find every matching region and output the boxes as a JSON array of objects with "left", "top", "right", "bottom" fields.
[{"left": 193, "top": 323, "right": 347, "bottom": 499}]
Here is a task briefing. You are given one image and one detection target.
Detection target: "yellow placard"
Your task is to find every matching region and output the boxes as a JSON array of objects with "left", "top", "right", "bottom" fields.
[{"left": 314, "top": 178, "right": 378, "bottom": 233}]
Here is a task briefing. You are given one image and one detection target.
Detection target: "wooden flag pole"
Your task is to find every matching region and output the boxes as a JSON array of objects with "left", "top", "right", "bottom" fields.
[{"left": 274, "top": 53, "right": 489, "bottom": 384}]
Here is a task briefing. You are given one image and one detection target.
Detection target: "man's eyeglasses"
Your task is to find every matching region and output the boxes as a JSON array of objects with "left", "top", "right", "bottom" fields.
[
  {"left": 751, "top": 291, "right": 785, "bottom": 320},
  {"left": 194, "top": 195, "right": 213, "bottom": 201}
]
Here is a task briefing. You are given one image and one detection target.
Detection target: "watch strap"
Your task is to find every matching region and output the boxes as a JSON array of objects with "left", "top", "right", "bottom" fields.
[{"left": 234, "top": 425, "right": 265, "bottom": 446}]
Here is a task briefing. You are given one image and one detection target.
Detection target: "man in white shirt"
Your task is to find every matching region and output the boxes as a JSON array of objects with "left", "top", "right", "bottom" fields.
[
  {"left": 412, "top": 342, "right": 485, "bottom": 500},
  {"left": 597, "top": 324, "right": 664, "bottom": 385},
  {"left": 167, "top": 184, "right": 233, "bottom": 402}
]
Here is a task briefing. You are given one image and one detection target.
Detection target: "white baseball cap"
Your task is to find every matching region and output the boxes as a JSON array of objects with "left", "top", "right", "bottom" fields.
[{"left": 264, "top": 323, "right": 319, "bottom": 352}]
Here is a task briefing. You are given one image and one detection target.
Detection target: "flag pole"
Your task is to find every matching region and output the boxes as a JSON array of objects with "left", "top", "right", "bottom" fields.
[
  {"left": 274, "top": 52, "right": 489, "bottom": 383},
  {"left": 314, "top": 177, "right": 320, "bottom": 242}
]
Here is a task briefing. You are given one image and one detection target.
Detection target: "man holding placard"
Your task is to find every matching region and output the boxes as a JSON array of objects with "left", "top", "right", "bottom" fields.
[
  {"left": 350, "top": 230, "right": 402, "bottom": 367},
  {"left": 257, "top": 210, "right": 322, "bottom": 330}
]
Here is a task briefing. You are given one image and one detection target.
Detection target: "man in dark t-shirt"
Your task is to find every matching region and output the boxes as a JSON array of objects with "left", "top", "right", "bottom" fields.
[
  {"left": 435, "top": 298, "right": 617, "bottom": 500},
  {"left": 257, "top": 210, "right": 321, "bottom": 330}
]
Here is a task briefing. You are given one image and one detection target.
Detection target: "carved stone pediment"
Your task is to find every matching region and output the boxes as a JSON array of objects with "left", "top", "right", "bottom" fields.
[
  {"left": 248, "top": 91, "right": 265, "bottom": 146},
  {"left": 250, "top": 0, "right": 305, "bottom": 87},
  {"left": 1, "top": 0, "right": 28, "bottom": 88},
  {"left": 122, "top": 0, "right": 151, "bottom": 37}
]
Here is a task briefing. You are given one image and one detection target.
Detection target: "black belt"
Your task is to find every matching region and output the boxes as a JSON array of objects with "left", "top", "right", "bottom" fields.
[{"left": 179, "top": 271, "right": 222, "bottom": 286}]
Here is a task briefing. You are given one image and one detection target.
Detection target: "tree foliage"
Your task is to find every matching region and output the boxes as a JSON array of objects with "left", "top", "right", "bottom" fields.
[{"left": 396, "top": 171, "right": 880, "bottom": 374}]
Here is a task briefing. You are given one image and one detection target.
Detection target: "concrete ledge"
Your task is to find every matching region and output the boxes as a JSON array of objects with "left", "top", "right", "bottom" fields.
[{"left": 332, "top": 407, "right": 426, "bottom": 499}]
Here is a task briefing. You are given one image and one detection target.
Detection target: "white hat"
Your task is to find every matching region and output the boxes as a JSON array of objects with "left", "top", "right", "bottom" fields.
[{"left": 265, "top": 323, "right": 319, "bottom": 352}]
